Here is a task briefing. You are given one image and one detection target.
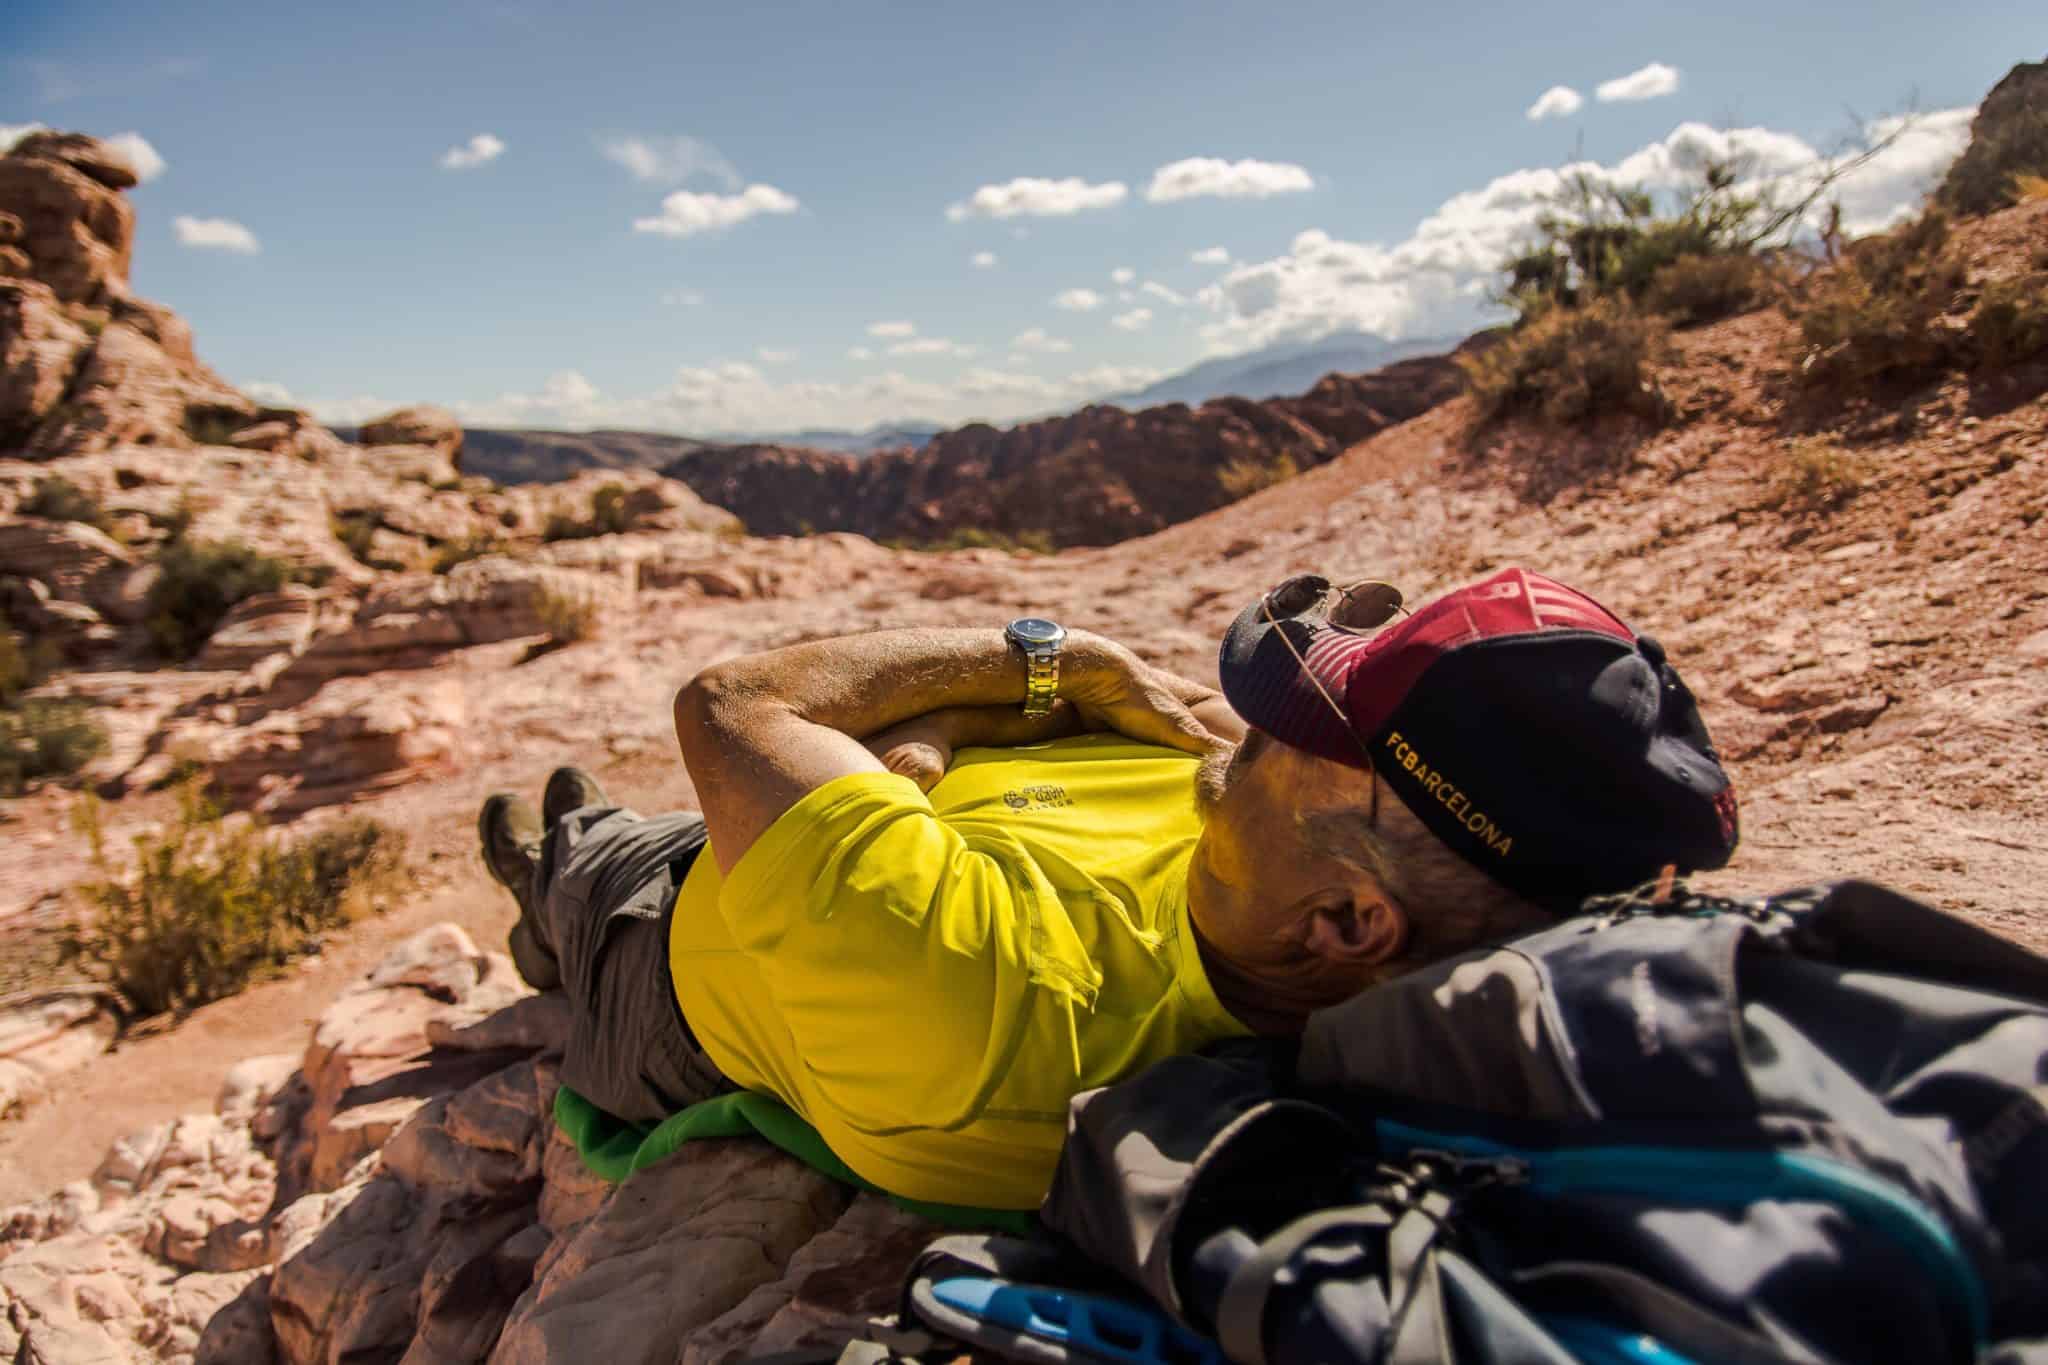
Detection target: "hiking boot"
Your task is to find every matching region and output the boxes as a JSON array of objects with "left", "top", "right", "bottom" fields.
[
  {"left": 478, "top": 793, "right": 560, "bottom": 990},
  {"left": 543, "top": 766, "right": 608, "bottom": 829}
]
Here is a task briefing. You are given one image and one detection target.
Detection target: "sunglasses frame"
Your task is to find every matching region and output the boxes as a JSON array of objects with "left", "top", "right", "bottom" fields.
[{"left": 1257, "top": 576, "right": 1411, "bottom": 829}]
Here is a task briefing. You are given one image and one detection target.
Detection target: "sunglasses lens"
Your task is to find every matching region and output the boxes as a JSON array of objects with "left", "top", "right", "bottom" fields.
[
  {"left": 1332, "top": 582, "right": 1404, "bottom": 631},
  {"left": 1264, "top": 574, "right": 1331, "bottom": 620}
]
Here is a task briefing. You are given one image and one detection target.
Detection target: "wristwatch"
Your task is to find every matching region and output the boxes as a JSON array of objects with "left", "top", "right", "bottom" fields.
[{"left": 1005, "top": 617, "right": 1066, "bottom": 717}]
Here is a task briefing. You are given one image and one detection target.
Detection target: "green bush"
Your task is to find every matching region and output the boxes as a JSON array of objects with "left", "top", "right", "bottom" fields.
[
  {"left": 1642, "top": 252, "right": 1771, "bottom": 326},
  {"left": 20, "top": 475, "right": 111, "bottom": 532},
  {"left": 543, "top": 483, "right": 634, "bottom": 543},
  {"left": 534, "top": 584, "right": 601, "bottom": 643},
  {"left": 0, "top": 697, "right": 107, "bottom": 794},
  {"left": 1969, "top": 272, "right": 2048, "bottom": 368},
  {"left": 1, "top": 614, "right": 56, "bottom": 706},
  {"left": 145, "top": 538, "right": 299, "bottom": 660},
  {"left": 1793, "top": 212, "right": 1969, "bottom": 388},
  {"left": 431, "top": 533, "right": 505, "bottom": 574},
  {"left": 1460, "top": 298, "right": 1670, "bottom": 425},
  {"left": 1217, "top": 452, "right": 1301, "bottom": 500},
  {"left": 65, "top": 783, "right": 404, "bottom": 1017}
]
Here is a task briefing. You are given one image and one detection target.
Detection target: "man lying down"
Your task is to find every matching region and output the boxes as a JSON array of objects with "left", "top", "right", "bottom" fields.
[{"left": 476, "top": 566, "right": 1738, "bottom": 1210}]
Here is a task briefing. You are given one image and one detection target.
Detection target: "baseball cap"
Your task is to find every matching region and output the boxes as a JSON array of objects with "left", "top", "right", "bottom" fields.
[{"left": 1217, "top": 566, "right": 1738, "bottom": 909}]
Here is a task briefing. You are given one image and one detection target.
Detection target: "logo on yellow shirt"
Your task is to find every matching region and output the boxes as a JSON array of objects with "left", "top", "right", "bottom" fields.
[{"left": 1003, "top": 783, "right": 1073, "bottom": 812}]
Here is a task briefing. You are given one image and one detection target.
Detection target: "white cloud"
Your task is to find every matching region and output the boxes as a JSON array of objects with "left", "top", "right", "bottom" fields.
[
  {"left": 243, "top": 380, "right": 294, "bottom": 406},
  {"left": 1194, "top": 107, "right": 1976, "bottom": 352},
  {"left": 1111, "top": 307, "right": 1153, "bottom": 332},
  {"left": 971, "top": 250, "right": 998, "bottom": 268},
  {"left": 758, "top": 347, "right": 796, "bottom": 364},
  {"left": 1140, "top": 281, "right": 1187, "bottom": 306},
  {"left": 1190, "top": 246, "right": 1231, "bottom": 266},
  {"left": 848, "top": 346, "right": 874, "bottom": 360},
  {"left": 867, "top": 320, "right": 917, "bottom": 338},
  {"left": 632, "top": 184, "right": 799, "bottom": 237},
  {"left": 599, "top": 135, "right": 739, "bottom": 187},
  {"left": 1011, "top": 328, "right": 1072, "bottom": 353},
  {"left": 662, "top": 288, "right": 705, "bottom": 306},
  {"left": 439, "top": 133, "right": 505, "bottom": 170},
  {"left": 294, "top": 360, "right": 1165, "bottom": 434},
  {"left": 1526, "top": 86, "right": 1584, "bottom": 121},
  {"left": 173, "top": 215, "right": 259, "bottom": 253},
  {"left": 0, "top": 123, "right": 49, "bottom": 153},
  {"left": 946, "top": 176, "right": 1127, "bottom": 221},
  {"left": 1596, "top": 63, "right": 1680, "bottom": 103},
  {"left": 888, "top": 337, "right": 976, "bottom": 357},
  {"left": 1145, "top": 157, "right": 1315, "bottom": 203},
  {"left": 103, "top": 132, "right": 165, "bottom": 182},
  {"left": 1053, "top": 288, "right": 1102, "bottom": 312},
  {"left": 1110, "top": 266, "right": 1135, "bottom": 285}
]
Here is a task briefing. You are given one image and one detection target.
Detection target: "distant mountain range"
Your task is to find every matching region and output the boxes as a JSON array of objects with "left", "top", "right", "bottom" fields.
[
  {"left": 429, "top": 333, "right": 1458, "bottom": 486},
  {"left": 1108, "top": 331, "right": 1462, "bottom": 409}
]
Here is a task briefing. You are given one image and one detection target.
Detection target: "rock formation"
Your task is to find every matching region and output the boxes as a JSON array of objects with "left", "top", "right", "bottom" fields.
[
  {"left": 0, "top": 926, "right": 940, "bottom": 1364},
  {"left": 661, "top": 350, "right": 1469, "bottom": 547},
  {"left": 358, "top": 405, "right": 464, "bottom": 472},
  {"left": 1939, "top": 55, "right": 2048, "bottom": 215}
]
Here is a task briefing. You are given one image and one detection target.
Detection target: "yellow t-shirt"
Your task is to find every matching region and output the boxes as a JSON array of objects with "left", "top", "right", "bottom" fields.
[{"left": 668, "top": 733, "right": 1248, "bottom": 1209}]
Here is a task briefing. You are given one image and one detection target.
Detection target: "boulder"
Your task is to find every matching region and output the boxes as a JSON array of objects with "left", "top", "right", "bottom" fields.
[
  {"left": 283, "top": 558, "right": 620, "bottom": 686},
  {"left": 0, "top": 279, "right": 88, "bottom": 447},
  {"left": 190, "top": 585, "right": 343, "bottom": 674},
  {"left": 0, "top": 138, "right": 134, "bottom": 306},
  {"left": 31, "top": 323, "right": 254, "bottom": 456},
  {"left": 0, "top": 516, "right": 137, "bottom": 607},
  {"left": 9, "top": 132, "right": 143, "bottom": 191},
  {"left": 0, "top": 986, "right": 120, "bottom": 1118},
  {"left": 359, "top": 406, "right": 462, "bottom": 470}
]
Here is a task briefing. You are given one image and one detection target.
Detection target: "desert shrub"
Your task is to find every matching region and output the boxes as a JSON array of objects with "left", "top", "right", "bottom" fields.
[
  {"left": 0, "top": 613, "right": 57, "bottom": 705},
  {"left": 543, "top": 483, "right": 633, "bottom": 542},
  {"left": 1643, "top": 252, "right": 1772, "bottom": 326},
  {"left": 330, "top": 511, "right": 381, "bottom": 565},
  {"left": 1792, "top": 212, "right": 1968, "bottom": 388},
  {"left": 885, "top": 527, "right": 1055, "bottom": 554},
  {"left": 183, "top": 407, "right": 246, "bottom": 447},
  {"left": 145, "top": 538, "right": 299, "bottom": 660},
  {"left": 0, "top": 697, "right": 108, "bottom": 794},
  {"left": 535, "top": 584, "right": 600, "bottom": 643},
  {"left": 1938, "top": 102, "right": 2048, "bottom": 217},
  {"left": 1768, "top": 438, "right": 1865, "bottom": 512},
  {"left": 65, "top": 783, "right": 403, "bottom": 1017},
  {"left": 1969, "top": 272, "right": 2048, "bottom": 368},
  {"left": 20, "top": 475, "right": 111, "bottom": 532},
  {"left": 1460, "top": 298, "right": 1670, "bottom": 425},
  {"left": 1217, "top": 452, "right": 1301, "bottom": 500},
  {"left": 431, "top": 534, "right": 505, "bottom": 574}
]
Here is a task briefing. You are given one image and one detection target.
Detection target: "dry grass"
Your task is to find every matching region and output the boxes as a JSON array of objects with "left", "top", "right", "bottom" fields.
[
  {"left": 1643, "top": 252, "right": 1773, "bottom": 326},
  {"left": 1969, "top": 272, "right": 2048, "bottom": 368},
  {"left": 2013, "top": 173, "right": 2048, "bottom": 205},
  {"left": 1792, "top": 212, "right": 1968, "bottom": 389},
  {"left": 1767, "top": 438, "right": 1866, "bottom": 512},
  {"left": 1461, "top": 298, "right": 1670, "bottom": 425},
  {"left": 65, "top": 782, "right": 404, "bottom": 1018},
  {"left": 1216, "top": 452, "right": 1301, "bottom": 500}
]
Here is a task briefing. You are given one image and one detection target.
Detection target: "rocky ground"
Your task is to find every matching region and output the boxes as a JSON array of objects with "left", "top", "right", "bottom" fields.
[{"left": 0, "top": 129, "right": 2044, "bottom": 1362}]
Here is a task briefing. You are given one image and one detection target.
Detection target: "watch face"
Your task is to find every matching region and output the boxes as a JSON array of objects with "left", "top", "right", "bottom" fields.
[{"left": 1009, "top": 617, "right": 1064, "bottom": 645}]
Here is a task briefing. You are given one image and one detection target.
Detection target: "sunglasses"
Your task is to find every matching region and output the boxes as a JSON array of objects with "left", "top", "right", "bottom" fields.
[{"left": 1257, "top": 575, "right": 1411, "bottom": 827}]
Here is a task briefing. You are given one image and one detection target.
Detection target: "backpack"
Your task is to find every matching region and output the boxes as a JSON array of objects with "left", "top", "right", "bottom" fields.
[{"left": 1020, "top": 879, "right": 2048, "bottom": 1365}]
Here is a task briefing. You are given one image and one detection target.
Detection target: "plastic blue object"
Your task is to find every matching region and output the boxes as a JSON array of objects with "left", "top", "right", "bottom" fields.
[
  {"left": 929, "top": 1276, "right": 1224, "bottom": 1365},
  {"left": 1540, "top": 1314, "right": 1701, "bottom": 1365}
]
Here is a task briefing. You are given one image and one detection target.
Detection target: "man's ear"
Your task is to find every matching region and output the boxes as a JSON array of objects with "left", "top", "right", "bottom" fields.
[{"left": 1303, "top": 894, "right": 1408, "bottom": 965}]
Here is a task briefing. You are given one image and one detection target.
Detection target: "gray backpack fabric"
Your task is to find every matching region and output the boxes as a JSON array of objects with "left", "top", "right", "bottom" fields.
[{"left": 1038, "top": 880, "right": 2048, "bottom": 1364}]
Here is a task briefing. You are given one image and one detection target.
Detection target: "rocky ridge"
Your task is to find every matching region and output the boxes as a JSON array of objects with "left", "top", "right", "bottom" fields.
[{"left": 660, "top": 350, "right": 1471, "bottom": 546}]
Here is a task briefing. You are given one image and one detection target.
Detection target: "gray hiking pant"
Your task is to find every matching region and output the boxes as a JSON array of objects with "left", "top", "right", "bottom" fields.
[{"left": 532, "top": 805, "right": 734, "bottom": 1124}]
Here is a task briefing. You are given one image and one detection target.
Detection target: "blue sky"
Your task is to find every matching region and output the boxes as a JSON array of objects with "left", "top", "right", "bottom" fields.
[{"left": 4, "top": 1, "right": 2038, "bottom": 433}]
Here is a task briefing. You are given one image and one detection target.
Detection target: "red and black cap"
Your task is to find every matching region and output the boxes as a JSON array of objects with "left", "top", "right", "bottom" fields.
[{"left": 1217, "top": 566, "right": 1738, "bottom": 910}]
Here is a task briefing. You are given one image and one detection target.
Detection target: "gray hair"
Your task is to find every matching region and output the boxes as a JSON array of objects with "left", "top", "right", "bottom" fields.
[{"left": 1295, "top": 793, "right": 1547, "bottom": 977}]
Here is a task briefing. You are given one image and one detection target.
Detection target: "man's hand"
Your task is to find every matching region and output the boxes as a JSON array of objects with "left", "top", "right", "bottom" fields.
[
  {"left": 1063, "top": 638, "right": 1238, "bottom": 754},
  {"left": 864, "top": 702, "right": 1087, "bottom": 792}
]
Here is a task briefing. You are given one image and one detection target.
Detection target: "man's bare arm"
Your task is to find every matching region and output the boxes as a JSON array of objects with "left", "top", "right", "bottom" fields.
[{"left": 674, "top": 628, "right": 1220, "bottom": 875}]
